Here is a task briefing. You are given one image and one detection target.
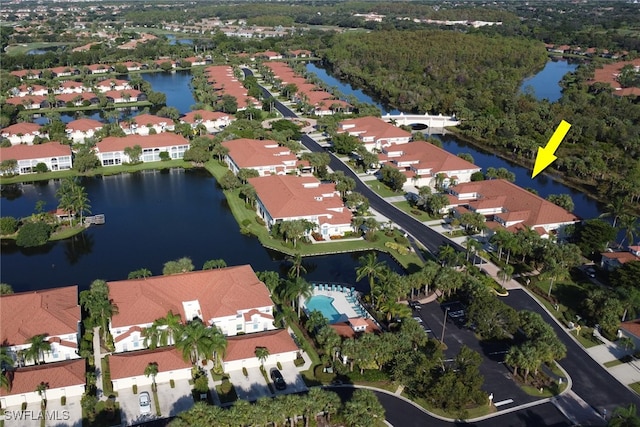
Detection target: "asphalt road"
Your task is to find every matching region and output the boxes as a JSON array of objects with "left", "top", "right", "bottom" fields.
[{"left": 246, "top": 70, "right": 638, "bottom": 425}]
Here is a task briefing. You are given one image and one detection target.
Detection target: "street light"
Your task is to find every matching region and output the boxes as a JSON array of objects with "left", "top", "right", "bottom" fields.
[{"left": 441, "top": 306, "right": 450, "bottom": 344}]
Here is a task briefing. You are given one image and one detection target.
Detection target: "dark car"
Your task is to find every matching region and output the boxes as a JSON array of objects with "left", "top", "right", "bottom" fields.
[
  {"left": 408, "top": 300, "right": 421, "bottom": 310},
  {"left": 270, "top": 368, "right": 287, "bottom": 390}
]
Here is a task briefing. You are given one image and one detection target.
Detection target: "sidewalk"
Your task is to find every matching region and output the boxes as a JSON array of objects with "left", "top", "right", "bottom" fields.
[{"left": 93, "top": 326, "right": 105, "bottom": 401}]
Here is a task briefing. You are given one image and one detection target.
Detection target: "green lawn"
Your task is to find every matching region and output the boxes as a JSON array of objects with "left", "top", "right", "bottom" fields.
[
  {"left": 101, "top": 356, "right": 114, "bottom": 396},
  {"left": 0, "top": 160, "right": 193, "bottom": 185},
  {"left": 604, "top": 359, "right": 625, "bottom": 368},
  {"left": 204, "top": 161, "right": 424, "bottom": 269},
  {"left": 392, "top": 200, "right": 440, "bottom": 221},
  {"left": 365, "top": 180, "right": 402, "bottom": 198},
  {"left": 406, "top": 393, "right": 495, "bottom": 420},
  {"left": 50, "top": 225, "right": 86, "bottom": 241},
  {"left": 5, "top": 42, "right": 69, "bottom": 55},
  {"left": 630, "top": 382, "right": 640, "bottom": 394}
]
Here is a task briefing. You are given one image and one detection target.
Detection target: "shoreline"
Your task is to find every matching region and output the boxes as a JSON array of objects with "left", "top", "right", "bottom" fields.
[{"left": 444, "top": 127, "right": 608, "bottom": 213}]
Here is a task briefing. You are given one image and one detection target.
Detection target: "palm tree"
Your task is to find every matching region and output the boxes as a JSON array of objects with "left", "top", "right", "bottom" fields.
[
  {"left": 36, "top": 381, "right": 49, "bottom": 409},
  {"left": 0, "top": 348, "right": 14, "bottom": 391},
  {"left": 343, "top": 389, "right": 385, "bottom": 427},
  {"left": 25, "top": 334, "right": 51, "bottom": 365},
  {"left": 504, "top": 346, "right": 525, "bottom": 378},
  {"left": 608, "top": 404, "right": 640, "bottom": 427},
  {"left": 356, "top": 252, "right": 385, "bottom": 294},
  {"left": 465, "top": 237, "right": 483, "bottom": 264},
  {"left": 618, "top": 214, "right": 639, "bottom": 248},
  {"left": 175, "top": 320, "right": 216, "bottom": 364},
  {"left": 144, "top": 362, "right": 159, "bottom": 391},
  {"left": 600, "top": 196, "right": 628, "bottom": 228},
  {"left": 379, "top": 299, "right": 412, "bottom": 322},
  {"left": 80, "top": 279, "right": 118, "bottom": 344},
  {"left": 255, "top": 346, "right": 270, "bottom": 368},
  {"left": 498, "top": 264, "right": 514, "bottom": 288},
  {"left": 437, "top": 244, "right": 458, "bottom": 267},
  {"left": 286, "top": 253, "right": 307, "bottom": 279}
]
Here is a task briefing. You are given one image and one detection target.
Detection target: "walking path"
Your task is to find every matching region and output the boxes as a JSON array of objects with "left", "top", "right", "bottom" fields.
[{"left": 92, "top": 326, "right": 105, "bottom": 401}]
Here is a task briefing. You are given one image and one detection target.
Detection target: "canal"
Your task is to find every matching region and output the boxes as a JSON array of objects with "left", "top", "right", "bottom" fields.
[{"left": 306, "top": 61, "right": 602, "bottom": 220}]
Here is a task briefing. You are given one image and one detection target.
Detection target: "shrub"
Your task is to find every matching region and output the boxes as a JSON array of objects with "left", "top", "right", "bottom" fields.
[
  {"left": 385, "top": 241, "right": 409, "bottom": 255},
  {"left": 364, "top": 230, "right": 378, "bottom": 242},
  {"left": 394, "top": 235, "right": 409, "bottom": 245},
  {"left": 132, "top": 384, "right": 138, "bottom": 394},
  {"left": 194, "top": 373, "right": 209, "bottom": 393},
  {"left": 410, "top": 209, "right": 423, "bottom": 216},
  {"left": 61, "top": 396, "right": 66, "bottom": 406},
  {"left": 294, "top": 357, "right": 305, "bottom": 367},
  {"left": 159, "top": 151, "right": 170, "bottom": 161},
  {"left": 256, "top": 217, "right": 266, "bottom": 226},
  {"left": 170, "top": 379, "right": 175, "bottom": 388},
  {"left": 0, "top": 216, "right": 18, "bottom": 235},
  {"left": 16, "top": 221, "right": 52, "bottom": 247},
  {"left": 242, "top": 367, "right": 248, "bottom": 377},
  {"left": 34, "top": 162, "right": 48, "bottom": 173},
  {"left": 241, "top": 218, "right": 251, "bottom": 227},
  {"left": 277, "top": 361, "right": 283, "bottom": 370},
  {"left": 329, "top": 235, "right": 342, "bottom": 240},
  {"left": 21, "top": 402, "right": 27, "bottom": 411}
]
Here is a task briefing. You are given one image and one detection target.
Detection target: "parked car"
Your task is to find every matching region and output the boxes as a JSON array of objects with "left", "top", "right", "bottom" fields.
[
  {"left": 139, "top": 391, "right": 151, "bottom": 415},
  {"left": 270, "top": 368, "right": 287, "bottom": 390},
  {"left": 409, "top": 300, "right": 421, "bottom": 310},
  {"left": 413, "top": 316, "right": 423, "bottom": 324}
]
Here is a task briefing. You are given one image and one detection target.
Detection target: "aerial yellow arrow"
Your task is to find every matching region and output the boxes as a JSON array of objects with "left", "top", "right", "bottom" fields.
[{"left": 532, "top": 120, "right": 571, "bottom": 178}]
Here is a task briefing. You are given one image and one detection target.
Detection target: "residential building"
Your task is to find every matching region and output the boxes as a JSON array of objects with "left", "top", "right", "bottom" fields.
[
  {"left": 248, "top": 175, "right": 353, "bottom": 238},
  {"left": 66, "top": 118, "right": 103, "bottom": 143},
  {"left": 600, "top": 246, "right": 640, "bottom": 271},
  {"left": 379, "top": 141, "right": 481, "bottom": 189},
  {"left": 49, "top": 66, "right": 79, "bottom": 78},
  {"left": 96, "top": 78, "right": 131, "bottom": 93},
  {"left": 104, "top": 89, "right": 144, "bottom": 104},
  {"left": 109, "top": 347, "right": 193, "bottom": 391},
  {"left": 0, "top": 142, "right": 73, "bottom": 175},
  {"left": 55, "top": 80, "right": 87, "bottom": 94},
  {"left": 447, "top": 179, "right": 580, "bottom": 237},
  {"left": 10, "top": 84, "right": 48, "bottom": 97},
  {"left": 223, "top": 329, "right": 299, "bottom": 371},
  {"left": 0, "top": 286, "right": 81, "bottom": 366},
  {"left": 180, "top": 110, "right": 234, "bottom": 133},
  {"left": 9, "top": 69, "right": 42, "bottom": 80},
  {"left": 55, "top": 92, "right": 100, "bottom": 107},
  {"left": 1, "top": 122, "right": 47, "bottom": 145},
  {"left": 0, "top": 360, "right": 85, "bottom": 408},
  {"left": 222, "top": 138, "right": 301, "bottom": 176},
  {"left": 338, "top": 116, "right": 412, "bottom": 151},
  {"left": 5, "top": 95, "right": 47, "bottom": 110},
  {"left": 95, "top": 133, "right": 189, "bottom": 166},
  {"left": 107, "top": 266, "right": 276, "bottom": 353},
  {"left": 121, "top": 114, "right": 175, "bottom": 135},
  {"left": 85, "top": 64, "right": 113, "bottom": 74}
]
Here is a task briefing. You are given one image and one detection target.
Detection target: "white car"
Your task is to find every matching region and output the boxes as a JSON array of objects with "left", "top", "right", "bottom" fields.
[{"left": 139, "top": 391, "right": 151, "bottom": 415}]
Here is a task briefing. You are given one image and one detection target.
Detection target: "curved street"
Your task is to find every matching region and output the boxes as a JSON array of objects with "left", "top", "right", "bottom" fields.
[{"left": 246, "top": 69, "right": 640, "bottom": 425}]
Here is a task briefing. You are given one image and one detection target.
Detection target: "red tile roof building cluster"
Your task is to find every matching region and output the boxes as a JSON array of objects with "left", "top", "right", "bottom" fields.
[
  {"left": 204, "top": 65, "right": 260, "bottom": 110},
  {"left": 222, "top": 138, "right": 301, "bottom": 176},
  {"left": 589, "top": 59, "right": 640, "bottom": 97},
  {"left": 338, "top": 116, "right": 412, "bottom": 151}
]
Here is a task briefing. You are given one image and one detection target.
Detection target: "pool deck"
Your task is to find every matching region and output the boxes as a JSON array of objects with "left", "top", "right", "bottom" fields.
[{"left": 304, "top": 286, "right": 365, "bottom": 321}]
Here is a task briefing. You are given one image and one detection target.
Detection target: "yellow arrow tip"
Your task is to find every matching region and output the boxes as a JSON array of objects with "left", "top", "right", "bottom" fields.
[{"left": 532, "top": 146, "right": 557, "bottom": 178}]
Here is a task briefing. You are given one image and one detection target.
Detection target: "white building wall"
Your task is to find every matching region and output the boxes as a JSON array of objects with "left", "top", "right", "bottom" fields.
[
  {"left": 16, "top": 155, "right": 72, "bottom": 175},
  {"left": 223, "top": 350, "right": 297, "bottom": 372},
  {"left": 1, "top": 384, "right": 84, "bottom": 408},
  {"left": 112, "top": 368, "right": 192, "bottom": 391}
]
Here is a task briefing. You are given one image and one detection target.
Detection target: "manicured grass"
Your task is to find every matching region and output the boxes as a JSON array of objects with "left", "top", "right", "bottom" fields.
[
  {"left": 152, "top": 390, "right": 161, "bottom": 416},
  {"left": 604, "top": 359, "right": 625, "bottom": 368},
  {"left": 365, "top": 180, "right": 402, "bottom": 198},
  {"left": 101, "top": 356, "right": 114, "bottom": 396},
  {"left": 629, "top": 382, "right": 640, "bottom": 394},
  {"left": 0, "top": 160, "right": 193, "bottom": 185},
  {"left": 520, "top": 383, "right": 565, "bottom": 398},
  {"left": 570, "top": 327, "right": 602, "bottom": 349},
  {"left": 406, "top": 393, "right": 495, "bottom": 420},
  {"left": 5, "top": 41, "right": 68, "bottom": 55},
  {"left": 204, "top": 161, "right": 424, "bottom": 269},
  {"left": 50, "top": 225, "right": 86, "bottom": 241},
  {"left": 391, "top": 200, "right": 440, "bottom": 221}
]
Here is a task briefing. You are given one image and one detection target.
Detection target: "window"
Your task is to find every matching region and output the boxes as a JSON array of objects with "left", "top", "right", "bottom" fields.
[{"left": 236, "top": 324, "right": 243, "bottom": 331}]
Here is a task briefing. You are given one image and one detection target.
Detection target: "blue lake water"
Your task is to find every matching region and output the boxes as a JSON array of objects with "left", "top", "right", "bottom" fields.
[
  {"left": 0, "top": 171, "right": 403, "bottom": 292},
  {"left": 141, "top": 70, "right": 195, "bottom": 114},
  {"left": 519, "top": 59, "right": 578, "bottom": 102},
  {"left": 307, "top": 61, "right": 601, "bottom": 219}
]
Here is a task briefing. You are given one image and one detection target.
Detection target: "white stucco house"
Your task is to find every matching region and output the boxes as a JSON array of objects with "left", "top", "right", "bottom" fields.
[
  {"left": 65, "top": 118, "right": 104, "bottom": 143},
  {"left": 222, "top": 138, "right": 302, "bottom": 176},
  {"left": 1, "top": 123, "right": 48, "bottom": 145},
  {"left": 338, "top": 116, "right": 412, "bottom": 152},
  {"left": 108, "top": 347, "right": 193, "bottom": 391},
  {"left": 121, "top": 114, "right": 175, "bottom": 136},
  {"left": 0, "top": 286, "right": 81, "bottom": 367},
  {"left": 94, "top": 133, "right": 189, "bottom": 166},
  {"left": 222, "top": 329, "right": 299, "bottom": 372},
  {"left": 107, "top": 266, "right": 276, "bottom": 353},
  {"left": 0, "top": 142, "right": 73, "bottom": 175},
  {"left": 0, "top": 360, "right": 85, "bottom": 408},
  {"left": 248, "top": 175, "right": 353, "bottom": 239},
  {"left": 180, "top": 110, "right": 235, "bottom": 133}
]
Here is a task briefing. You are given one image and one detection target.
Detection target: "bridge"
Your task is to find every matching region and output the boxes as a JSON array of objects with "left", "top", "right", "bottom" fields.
[{"left": 381, "top": 113, "right": 460, "bottom": 128}]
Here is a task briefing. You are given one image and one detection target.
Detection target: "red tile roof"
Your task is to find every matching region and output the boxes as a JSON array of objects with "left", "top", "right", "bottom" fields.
[
  {"left": 0, "top": 360, "right": 85, "bottom": 396},
  {"left": 222, "top": 138, "right": 297, "bottom": 169},
  {"left": 5, "top": 95, "right": 46, "bottom": 106},
  {"left": 97, "top": 78, "right": 129, "bottom": 88},
  {"left": 104, "top": 89, "right": 142, "bottom": 99},
  {"left": 0, "top": 142, "right": 71, "bottom": 162},
  {"left": 181, "top": 110, "right": 232, "bottom": 124},
  {"left": 96, "top": 133, "right": 188, "bottom": 153},
  {"left": 1, "top": 122, "right": 42, "bottom": 136},
  {"left": 224, "top": 329, "right": 298, "bottom": 362},
  {"left": 109, "top": 347, "right": 192, "bottom": 380},
  {"left": 248, "top": 175, "right": 351, "bottom": 221},
  {"left": 56, "top": 92, "right": 98, "bottom": 103},
  {"left": 621, "top": 320, "right": 640, "bottom": 339},
  {"left": 339, "top": 116, "right": 412, "bottom": 142},
  {"left": 449, "top": 179, "right": 579, "bottom": 228},
  {"left": 0, "top": 286, "right": 80, "bottom": 346},
  {"left": 600, "top": 251, "right": 639, "bottom": 264},
  {"left": 123, "top": 114, "right": 171, "bottom": 128},
  {"left": 66, "top": 118, "right": 103, "bottom": 132},
  {"left": 385, "top": 141, "right": 480, "bottom": 175},
  {"left": 108, "top": 266, "right": 273, "bottom": 328}
]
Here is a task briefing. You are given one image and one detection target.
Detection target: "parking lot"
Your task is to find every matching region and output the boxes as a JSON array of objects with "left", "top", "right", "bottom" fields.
[
  {"left": 227, "top": 362, "right": 307, "bottom": 402},
  {"left": 411, "top": 300, "right": 534, "bottom": 410}
]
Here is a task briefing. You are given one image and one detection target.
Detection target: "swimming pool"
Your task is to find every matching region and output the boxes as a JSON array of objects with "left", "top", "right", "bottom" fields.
[{"left": 304, "top": 295, "right": 343, "bottom": 324}]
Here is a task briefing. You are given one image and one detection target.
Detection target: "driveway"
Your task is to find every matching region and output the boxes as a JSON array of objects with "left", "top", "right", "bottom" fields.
[
  {"left": 118, "top": 386, "right": 156, "bottom": 426},
  {"left": 227, "top": 367, "right": 272, "bottom": 401},
  {"left": 156, "top": 379, "right": 193, "bottom": 418},
  {"left": 266, "top": 362, "right": 308, "bottom": 395}
]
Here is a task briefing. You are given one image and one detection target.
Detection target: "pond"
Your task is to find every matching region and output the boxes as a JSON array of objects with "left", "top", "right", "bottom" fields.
[
  {"left": 519, "top": 59, "right": 579, "bottom": 102},
  {"left": 307, "top": 61, "right": 602, "bottom": 220},
  {"left": 0, "top": 170, "right": 402, "bottom": 293}
]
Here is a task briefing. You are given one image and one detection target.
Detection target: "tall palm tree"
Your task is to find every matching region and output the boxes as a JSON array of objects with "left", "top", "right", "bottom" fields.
[
  {"left": 286, "top": 253, "right": 307, "bottom": 279},
  {"left": 618, "top": 214, "right": 640, "bottom": 248},
  {"left": 608, "top": 404, "right": 640, "bottom": 427},
  {"left": 0, "top": 348, "right": 14, "bottom": 391},
  {"left": 255, "top": 346, "right": 269, "bottom": 368},
  {"left": 35, "top": 382, "right": 49, "bottom": 409},
  {"left": 600, "top": 196, "right": 628, "bottom": 228},
  {"left": 175, "top": 320, "right": 215, "bottom": 364},
  {"left": 356, "top": 252, "right": 385, "bottom": 294},
  {"left": 144, "top": 362, "right": 159, "bottom": 391},
  {"left": 25, "top": 334, "right": 51, "bottom": 365},
  {"left": 79, "top": 279, "right": 118, "bottom": 343},
  {"left": 498, "top": 264, "right": 514, "bottom": 288},
  {"left": 343, "top": 389, "right": 385, "bottom": 427}
]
